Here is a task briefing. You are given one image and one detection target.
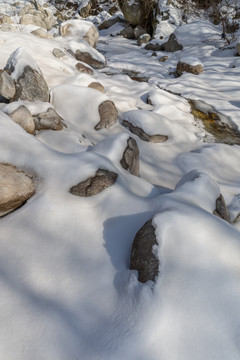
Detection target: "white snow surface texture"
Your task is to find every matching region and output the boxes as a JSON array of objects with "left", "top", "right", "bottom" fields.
[{"left": 0, "top": 1, "right": 240, "bottom": 360}]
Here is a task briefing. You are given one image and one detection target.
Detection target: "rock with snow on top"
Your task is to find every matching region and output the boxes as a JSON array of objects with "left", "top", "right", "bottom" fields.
[
  {"left": 134, "top": 25, "right": 146, "bottom": 39},
  {"left": 33, "top": 108, "right": 65, "bottom": 131},
  {"left": 118, "top": 24, "right": 135, "bottom": 39},
  {"left": 122, "top": 120, "right": 168, "bottom": 143},
  {"left": 98, "top": 15, "right": 125, "bottom": 30},
  {"left": 0, "top": 14, "right": 12, "bottom": 24},
  {"left": 70, "top": 169, "right": 118, "bottom": 197},
  {"left": 5, "top": 48, "right": 50, "bottom": 102},
  {"left": 130, "top": 219, "right": 159, "bottom": 283},
  {"left": 8, "top": 105, "right": 35, "bottom": 134},
  {"left": 31, "top": 28, "right": 53, "bottom": 39},
  {"left": 88, "top": 82, "right": 105, "bottom": 93},
  {"left": 0, "top": 70, "right": 16, "bottom": 103},
  {"left": 60, "top": 20, "right": 99, "bottom": 48},
  {"left": 78, "top": 0, "right": 92, "bottom": 18},
  {"left": 137, "top": 33, "right": 151, "bottom": 46},
  {"left": 0, "top": 163, "right": 35, "bottom": 217},
  {"left": 96, "top": 100, "right": 118, "bottom": 130},
  {"left": 75, "top": 62, "right": 94, "bottom": 75},
  {"left": 177, "top": 57, "right": 203, "bottom": 76},
  {"left": 162, "top": 33, "right": 183, "bottom": 52},
  {"left": 75, "top": 50, "right": 106, "bottom": 69},
  {"left": 120, "top": 137, "right": 139, "bottom": 176}
]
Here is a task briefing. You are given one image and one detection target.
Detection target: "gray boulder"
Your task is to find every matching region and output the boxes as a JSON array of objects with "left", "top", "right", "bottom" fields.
[
  {"left": 120, "top": 137, "right": 139, "bottom": 176},
  {"left": 98, "top": 16, "right": 125, "bottom": 30},
  {"left": 162, "top": 33, "right": 183, "bottom": 52},
  {"left": 130, "top": 219, "right": 159, "bottom": 283},
  {"left": 33, "top": 108, "right": 65, "bottom": 131},
  {"left": 122, "top": 120, "right": 168, "bottom": 143},
  {"left": 177, "top": 59, "right": 203, "bottom": 76},
  {"left": 0, "top": 70, "right": 16, "bottom": 103},
  {"left": 70, "top": 169, "right": 118, "bottom": 197},
  {"left": 119, "top": 0, "right": 145, "bottom": 26},
  {"left": 96, "top": 100, "right": 118, "bottom": 130},
  {"left": 0, "top": 163, "right": 35, "bottom": 217},
  {"left": 75, "top": 50, "right": 106, "bottom": 69}
]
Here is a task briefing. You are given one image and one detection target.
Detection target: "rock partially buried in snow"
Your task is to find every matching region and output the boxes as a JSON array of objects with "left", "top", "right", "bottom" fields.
[
  {"left": 52, "top": 48, "right": 66, "bottom": 58},
  {"left": 96, "top": 100, "right": 118, "bottom": 130},
  {"left": 0, "top": 163, "right": 35, "bottom": 217},
  {"left": 137, "top": 33, "right": 151, "bottom": 46},
  {"left": 8, "top": 105, "right": 35, "bottom": 134},
  {"left": 70, "top": 169, "right": 118, "bottom": 197},
  {"left": 88, "top": 82, "right": 105, "bottom": 93},
  {"left": 75, "top": 50, "right": 106, "bottom": 69},
  {"left": 78, "top": 0, "right": 92, "bottom": 18},
  {"left": 130, "top": 219, "right": 159, "bottom": 283},
  {"left": 75, "top": 62, "right": 94, "bottom": 75},
  {"left": 0, "top": 70, "right": 16, "bottom": 103},
  {"left": 122, "top": 120, "right": 168, "bottom": 143},
  {"left": 159, "top": 55, "right": 169, "bottom": 62},
  {"left": 177, "top": 57, "right": 204, "bottom": 76},
  {"left": 162, "top": 33, "right": 183, "bottom": 52},
  {"left": 31, "top": 28, "right": 53, "bottom": 39},
  {"left": 120, "top": 137, "right": 139, "bottom": 176},
  {"left": 33, "top": 108, "right": 65, "bottom": 131},
  {"left": 60, "top": 20, "right": 99, "bottom": 48},
  {"left": 237, "top": 39, "right": 240, "bottom": 56},
  {"left": 5, "top": 48, "right": 50, "bottom": 102},
  {"left": 214, "top": 194, "right": 230, "bottom": 223}
]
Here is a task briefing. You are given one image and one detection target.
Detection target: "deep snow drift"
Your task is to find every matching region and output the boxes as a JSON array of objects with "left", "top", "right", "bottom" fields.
[{"left": 0, "top": 1, "right": 240, "bottom": 360}]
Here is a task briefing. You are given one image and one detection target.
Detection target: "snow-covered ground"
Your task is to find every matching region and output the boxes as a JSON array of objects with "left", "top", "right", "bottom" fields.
[{"left": 0, "top": 1, "right": 240, "bottom": 359}]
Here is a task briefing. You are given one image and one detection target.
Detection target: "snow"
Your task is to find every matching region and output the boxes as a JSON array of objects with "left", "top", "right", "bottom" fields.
[{"left": 0, "top": 1, "right": 240, "bottom": 360}]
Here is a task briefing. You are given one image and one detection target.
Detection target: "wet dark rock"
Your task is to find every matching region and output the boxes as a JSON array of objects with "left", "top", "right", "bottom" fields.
[
  {"left": 70, "top": 169, "right": 118, "bottom": 197},
  {"left": 130, "top": 219, "right": 159, "bottom": 283}
]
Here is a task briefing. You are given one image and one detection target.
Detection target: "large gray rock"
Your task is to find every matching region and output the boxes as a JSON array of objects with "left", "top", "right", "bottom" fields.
[
  {"left": 9, "top": 105, "right": 35, "bottom": 134},
  {"left": 120, "top": 137, "right": 139, "bottom": 176},
  {"left": 20, "top": 13, "right": 54, "bottom": 31},
  {"left": 5, "top": 48, "right": 50, "bottom": 102},
  {"left": 119, "top": 0, "right": 145, "bottom": 26},
  {"left": 213, "top": 194, "right": 230, "bottom": 223},
  {"left": 75, "top": 50, "right": 106, "bottom": 69},
  {"left": 70, "top": 169, "right": 118, "bottom": 197},
  {"left": 33, "top": 108, "right": 65, "bottom": 131},
  {"left": 122, "top": 120, "right": 168, "bottom": 143},
  {"left": 52, "top": 48, "right": 66, "bottom": 58},
  {"left": 130, "top": 219, "right": 159, "bottom": 283},
  {"left": 0, "top": 70, "right": 16, "bottom": 103},
  {"left": 96, "top": 100, "right": 118, "bottom": 130},
  {"left": 0, "top": 163, "right": 35, "bottom": 217}
]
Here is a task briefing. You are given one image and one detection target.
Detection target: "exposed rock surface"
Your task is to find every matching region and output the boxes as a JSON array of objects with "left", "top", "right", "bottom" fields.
[
  {"left": 137, "top": 33, "right": 151, "bottom": 46},
  {"left": 118, "top": 24, "right": 134, "bottom": 39},
  {"left": 120, "top": 137, "right": 139, "bottom": 176},
  {"left": 75, "top": 62, "right": 94, "bottom": 75},
  {"left": 177, "top": 59, "right": 204, "bottom": 76},
  {"left": 31, "top": 28, "right": 53, "bottom": 39},
  {"left": 52, "top": 48, "right": 66, "bottom": 58},
  {"left": 9, "top": 105, "right": 35, "bottom": 134},
  {"left": 122, "top": 120, "right": 168, "bottom": 143},
  {"left": 88, "top": 82, "right": 105, "bottom": 93},
  {"left": 159, "top": 55, "right": 169, "bottom": 62},
  {"left": 33, "top": 108, "right": 65, "bottom": 131},
  {"left": 96, "top": 100, "right": 118, "bottom": 130},
  {"left": 134, "top": 25, "right": 146, "bottom": 39},
  {"left": 0, "top": 163, "right": 35, "bottom": 217},
  {"left": 163, "top": 33, "right": 183, "bottom": 52},
  {"left": 98, "top": 15, "right": 124, "bottom": 30},
  {"left": 60, "top": 20, "right": 99, "bottom": 48},
  {"left": 213, "top": 194, "right": 230, "bottom": 222},
  {"left": 0, "top": 70, "right": 15, "bottom": 103},
  {"left": 130, "top": 219, "right": 159, "bottom": 283},
  {"left": 79, "top": 0, "right": 92, "bottom": 18},
  {"left": 119, "top": 0, "right": 145, "bottom": 26},
  {"left": 70, "top": 169, "right": 118, "bottom": 197},
  {"left": 75, "top": 50, "right": 106, "bottom": 69}
]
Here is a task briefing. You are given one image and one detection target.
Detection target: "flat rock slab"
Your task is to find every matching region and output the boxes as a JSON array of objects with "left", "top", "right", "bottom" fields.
[
  {"left": 0, "top": 163, "right": 35, "bottom": 217},
  {"left": 130, "top": 219, "right": 159, "bottom": 283},
  {"left": 122, "top": 119, "right": 168, "bottom": 143},
  {"left": 70, "top": 169, "right": 117, "bottom": 197}
]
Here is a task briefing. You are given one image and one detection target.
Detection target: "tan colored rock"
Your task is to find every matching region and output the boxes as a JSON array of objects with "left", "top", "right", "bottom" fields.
[
  {"left": 0, "top": 163, "right": 35, "bottom": 217},
  {"left": 96, "top": 100, "right": 118, "bottom": 130},
  {"left": 52, "top": 48, "right": 65, "bottom": 58},
  {"left": 177, "top": 59, "right": 204, "bottom": 76},
  {"left": 158, "top": 55, "right": 169, "bottom": 62},
  {"left": 60, "top": 20, "right": 99, "bottom": 48},
  {"left": 0, "top": 70, "right": 16, "bottom": 102},
  {"left": 137, "top": 33, "right": 151, "bottom": 46},
  {"left": 75, "top": 62, "right": 94, "bottom": 75},
  {"left": 0, "top": 14, "right": 12, "bottom": 24},
  {"left": 75, "top": 50, "right": 106, "bottom": 69},
  {"left": 120, "top": 137, "right": 139, "bottom": 176},
  {"left": 33, "top": 108, "right": 65, "bottom": 131},
  {"left": 9, "top": 105, "right": 35, "bottom": 134},
  {"left": 20, "top": 12, "right": 55, "bottom": 31},
  {"left": 88, "top": 82, "right": 105, "bottom": 93},
  {"left": 31, "top": 28, "right": 53, "bottom": 39}
]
